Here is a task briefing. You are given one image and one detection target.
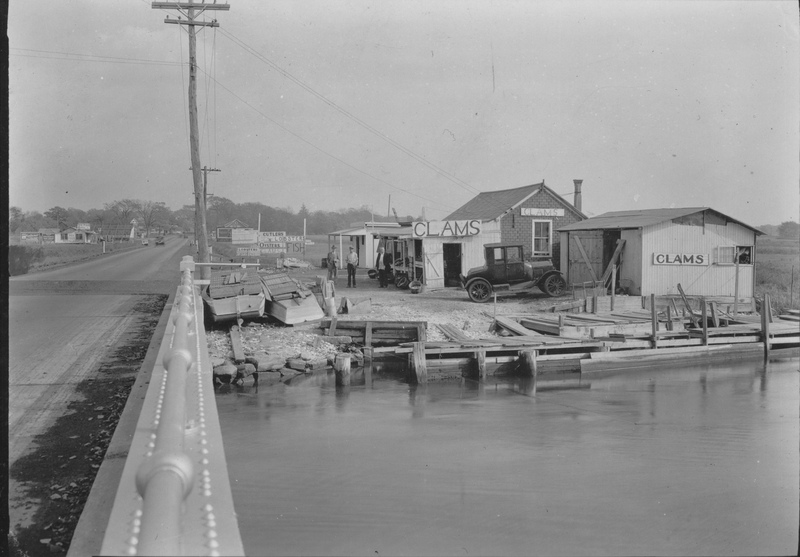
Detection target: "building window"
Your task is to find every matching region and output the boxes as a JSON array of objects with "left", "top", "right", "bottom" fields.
[
  {"left": 714, "top": 245, "right": 753, "bottom": 265},
  {"left": 60, "top": 233, "right": 68, "bottom": 240},
  {"left": 532, "top": 220, "right": 552, "bottom": 257},
  {"left": 75, "top": 233, "right": 83, "bottom": 241}
]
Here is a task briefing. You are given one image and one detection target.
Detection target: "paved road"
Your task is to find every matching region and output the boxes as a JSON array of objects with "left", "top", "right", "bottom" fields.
[{"left": 8, "top": 237, "right": 187, "bottom": 482}]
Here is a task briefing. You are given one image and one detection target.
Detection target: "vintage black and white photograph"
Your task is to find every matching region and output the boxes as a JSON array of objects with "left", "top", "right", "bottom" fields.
[{"left": 8, "top": 1, "right": 800, "bottom": 556}]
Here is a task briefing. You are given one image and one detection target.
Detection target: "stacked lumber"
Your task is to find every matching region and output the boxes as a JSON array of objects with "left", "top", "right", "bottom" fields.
[{"left": 315, "top": 319, "right": 427, "bottom": 347}]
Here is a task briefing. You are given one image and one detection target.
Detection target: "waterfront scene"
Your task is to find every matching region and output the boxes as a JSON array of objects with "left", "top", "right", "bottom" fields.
[{"left": 217, "top": 358, "right": 799, "bottom": 556}]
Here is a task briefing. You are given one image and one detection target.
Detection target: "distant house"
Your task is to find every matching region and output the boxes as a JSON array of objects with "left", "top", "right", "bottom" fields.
[
  {"left": 54, "top": 227, "right": 97, "bottom": 244},
  {"left": 558, "top": 207, "right": 763, "bottom": 298}
]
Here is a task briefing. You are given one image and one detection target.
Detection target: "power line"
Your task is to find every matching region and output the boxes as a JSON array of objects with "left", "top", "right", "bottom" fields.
[
  {"left": 191, "top": 65, "right": 461, "bottom": 214},
  {"left": 10, "top": 48, "right": 181, "bottom": 66},
  {"left": 216, "top": 28, "right": 519, "bottom": 217}
]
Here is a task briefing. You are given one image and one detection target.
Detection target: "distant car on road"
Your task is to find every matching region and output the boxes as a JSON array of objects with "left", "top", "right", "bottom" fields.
[
  {"left": 141, "top": 239, "right": 149, "bottom": 246},
  {"left": 155, "top": 237, "right": 165, "bottom": 246}
]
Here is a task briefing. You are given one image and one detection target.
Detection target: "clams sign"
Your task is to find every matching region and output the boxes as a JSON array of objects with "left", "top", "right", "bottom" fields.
[
  {"left": 652, "top": 253, "right": 709, "bottom": 266},
  {"left": 412, "top": 220, "right": 481, "bottom": 238}
]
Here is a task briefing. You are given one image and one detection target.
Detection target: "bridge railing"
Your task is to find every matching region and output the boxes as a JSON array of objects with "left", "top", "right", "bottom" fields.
[{"left": 99, "top": 256, "right": 244, "bottom": 556}]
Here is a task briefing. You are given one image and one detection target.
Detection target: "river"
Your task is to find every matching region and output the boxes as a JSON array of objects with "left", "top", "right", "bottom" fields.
[{"left": 216, "top": 357, "right": 799, "bottom": 556}]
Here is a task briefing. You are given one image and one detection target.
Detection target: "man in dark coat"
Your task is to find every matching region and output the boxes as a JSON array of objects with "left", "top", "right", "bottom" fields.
[{"left": 376, "top": 247, "right": 392, "bottom": 288}]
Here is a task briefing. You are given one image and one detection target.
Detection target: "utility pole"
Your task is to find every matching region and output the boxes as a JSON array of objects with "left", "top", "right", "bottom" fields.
[{"left": 153, "top": 2, "right": 229, "bottom": 279}]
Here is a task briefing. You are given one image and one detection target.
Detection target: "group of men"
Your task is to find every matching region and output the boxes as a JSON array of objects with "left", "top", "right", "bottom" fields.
[{"left": 326, "top": 245, "right": 393, "bottom": 288}]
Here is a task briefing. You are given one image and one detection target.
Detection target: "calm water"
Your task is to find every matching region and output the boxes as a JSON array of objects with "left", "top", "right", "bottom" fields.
[{"left": 217, "top": 357, "right": 799, "bottom": 556}]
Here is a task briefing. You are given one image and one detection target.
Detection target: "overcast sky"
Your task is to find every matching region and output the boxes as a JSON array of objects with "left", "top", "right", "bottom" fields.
[{"left": 9, "top": 0, "right": 800, "bottom": 225}]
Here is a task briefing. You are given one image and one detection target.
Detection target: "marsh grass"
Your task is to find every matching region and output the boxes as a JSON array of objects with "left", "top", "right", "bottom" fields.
[{"left": 756, "top": 236, "right": 800, "bottom": 311}]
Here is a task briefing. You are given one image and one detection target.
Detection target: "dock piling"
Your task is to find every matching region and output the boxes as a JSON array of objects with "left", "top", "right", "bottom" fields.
[
  {"left": 519, "top": 350, "right": 538, "bottom": 394},
  {"left": 334, "top": 353, "right": 351, "bottom": 386},
  {"left": 410, "top": 342, "right": 427, "bottom": 384}
]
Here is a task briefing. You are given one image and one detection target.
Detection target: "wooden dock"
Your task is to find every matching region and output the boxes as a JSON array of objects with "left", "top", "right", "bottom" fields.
[{"left": 359, "top": 293, "right": 798, "bottom": 382}]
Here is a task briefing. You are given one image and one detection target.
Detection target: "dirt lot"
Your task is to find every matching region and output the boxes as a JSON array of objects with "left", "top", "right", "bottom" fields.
[{"left": 206, "top": 265, "right": 563, "bottom": 366}]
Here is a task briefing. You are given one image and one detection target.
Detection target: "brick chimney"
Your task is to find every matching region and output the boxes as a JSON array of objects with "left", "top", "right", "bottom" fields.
[{"left": 573, "top": 179, "right": 583, "bottom": 213}]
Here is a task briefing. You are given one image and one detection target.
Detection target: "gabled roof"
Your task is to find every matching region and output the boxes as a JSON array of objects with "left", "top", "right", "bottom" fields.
[
  {"left": 445, "top": 182, "right": 585, "bottom": 221},
  {"left": 559, "top": 207, "right": 764, "bottom": 235},
  {"left": 223, "top": 219, "right": 251, "bottom": 229}
]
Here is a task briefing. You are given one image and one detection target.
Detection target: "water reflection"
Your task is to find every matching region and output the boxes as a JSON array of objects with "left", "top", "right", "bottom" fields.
[{"left": 216, "top": 359, "right": 799, "bottom": 556}]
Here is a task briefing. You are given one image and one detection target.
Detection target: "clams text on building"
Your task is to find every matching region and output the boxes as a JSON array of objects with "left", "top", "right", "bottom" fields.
[
  {"left": 652, "top": 253, "right": 709, "bottom": 265},
  {"left": 412, "top": 220, "right": 481, "bottom": 238}
]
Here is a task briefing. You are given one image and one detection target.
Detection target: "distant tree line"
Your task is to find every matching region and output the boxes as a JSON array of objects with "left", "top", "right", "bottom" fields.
[
  {"left": 9, "top": 199, "right": 419, "bottom": 238},
  {"left": 758, "top": 221, "right": 800, "bottom": 239}
]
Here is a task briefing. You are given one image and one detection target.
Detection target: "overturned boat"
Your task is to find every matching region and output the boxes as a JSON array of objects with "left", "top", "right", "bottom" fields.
[
  {"left": 201, "top": 266, "right": 323, "bottom": 326},
  {"left": 201, "top": 267, "right": 266, "bottom": 323},
  {"left": 260, "top": 272, "right": 324, "bottom": 325}
]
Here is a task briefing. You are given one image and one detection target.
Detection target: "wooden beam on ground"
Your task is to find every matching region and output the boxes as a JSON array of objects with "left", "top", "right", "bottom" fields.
[
  {"left": 229, "top": 324, "right": 245, "bottom": 363},
  {"left": 493, "top": 316, "right": 543, "bottom": 337}
]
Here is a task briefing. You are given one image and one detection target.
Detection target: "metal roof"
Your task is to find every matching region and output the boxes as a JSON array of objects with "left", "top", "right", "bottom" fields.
[
  {"left": 328, "top": 226, "right": 365, "bottom": 236},
  {"left": 558, "top": 207, "right": 763, "bottom": 234}
]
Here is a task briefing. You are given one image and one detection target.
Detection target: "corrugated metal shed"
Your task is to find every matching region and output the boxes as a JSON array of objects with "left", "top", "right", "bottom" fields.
[{"left": 559, "top": 207, "right": 763, "bottom": 234}]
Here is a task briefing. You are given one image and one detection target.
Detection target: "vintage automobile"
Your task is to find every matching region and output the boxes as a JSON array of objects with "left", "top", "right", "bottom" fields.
[
  {"left": 141, "top": 238, "right": 149, "bottom": 246},
  {"left": 460, "top": 243, "right": 567, "bottom": 303},
  {"left": 155, "top": 236, "right": 165, "bottom": 246}
]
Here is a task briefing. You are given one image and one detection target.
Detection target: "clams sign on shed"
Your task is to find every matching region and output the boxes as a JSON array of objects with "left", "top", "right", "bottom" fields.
[{"left": 412, "top": 220, "right": 481, "bottom": 238}]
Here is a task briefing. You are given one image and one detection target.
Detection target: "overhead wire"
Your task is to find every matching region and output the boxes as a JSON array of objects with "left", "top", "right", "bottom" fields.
[
  {"left": 215, "top": 28, "right": 529, "bottom": 218},
  {"left": 191, "top": 64, "right": 460, "bottom": 212}
]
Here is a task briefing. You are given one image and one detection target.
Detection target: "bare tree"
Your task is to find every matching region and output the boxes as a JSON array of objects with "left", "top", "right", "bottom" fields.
[
  {"left": 105, "top": 199, "right": 141, "bottom": 225},
  {"left": 137, "top": 201, "right": 170, "bottom": 237}
]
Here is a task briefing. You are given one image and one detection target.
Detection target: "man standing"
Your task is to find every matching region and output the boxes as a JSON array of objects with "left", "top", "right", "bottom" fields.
[
  {"left": 376, "top": 246, "right": 392, "bottom": 288},
  {"left": 326, "top": 245, "right": 339, "bottom": 282},
  {"left": 345, "top": 246, "right": 359, "bottom": 288}
]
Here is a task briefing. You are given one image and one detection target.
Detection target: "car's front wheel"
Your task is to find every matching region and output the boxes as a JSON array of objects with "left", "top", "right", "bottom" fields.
[
  {"left": 542, "top": 274, "right": 567, "bottom": 297},
  {"left": 467, "top": 278, "right": 493, "bottom": 303}
]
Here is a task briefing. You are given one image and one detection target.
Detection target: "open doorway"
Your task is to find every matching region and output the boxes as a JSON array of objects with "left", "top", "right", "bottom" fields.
[{"left": 443, "top": 243, "right": 462, "bottom": 287}]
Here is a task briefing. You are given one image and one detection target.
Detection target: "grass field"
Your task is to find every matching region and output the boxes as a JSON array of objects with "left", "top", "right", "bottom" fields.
[
  {"left": 755, "top": 235, "right": 800, "bottom": 311},
  {"left": 9, "top": 241, "right": 144, "bottom": 275}
]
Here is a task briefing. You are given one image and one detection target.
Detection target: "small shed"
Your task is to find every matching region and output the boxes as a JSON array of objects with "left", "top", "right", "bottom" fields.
[
  {"left": 558, "top": 207, "right": 763, "bottom": 299},
  {"left": 326, "top": 222, "right": 401, "bottom": 269},
  {"left": 444, "top": 180, "right": 586, "bottom": 268}
]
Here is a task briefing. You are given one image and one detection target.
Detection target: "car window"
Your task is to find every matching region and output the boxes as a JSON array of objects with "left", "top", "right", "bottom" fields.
[
  {"left": 507, "top": 247, "right": 521, "bottom": 262},
  {"left": 492, "top": 248, "right": 504, "bottom": 263}
]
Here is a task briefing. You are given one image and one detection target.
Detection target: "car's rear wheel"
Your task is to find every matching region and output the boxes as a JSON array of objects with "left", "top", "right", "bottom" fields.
[
  {"left": 542, "top": 274, "right": 567, "bottom": 297},
  {"left": 467, "top": 278, "right": 492, "bottom": 303}
]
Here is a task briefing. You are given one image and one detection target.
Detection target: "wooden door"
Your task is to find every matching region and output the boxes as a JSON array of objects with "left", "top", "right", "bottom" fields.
[{"left": 568, "top": 231, "right": 604, "bottom": 286}]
